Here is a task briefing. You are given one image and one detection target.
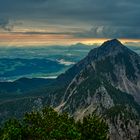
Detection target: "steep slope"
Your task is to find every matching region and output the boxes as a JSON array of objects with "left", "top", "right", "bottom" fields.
[
  {"left": 56, "top": 69, "right": 140, "bottom": 140},
  {"left": 53, "top": 39, "right": 140, "bottom": 140},
  {"left": 56, "top": 39, "right": 140, "bottom": 103}
]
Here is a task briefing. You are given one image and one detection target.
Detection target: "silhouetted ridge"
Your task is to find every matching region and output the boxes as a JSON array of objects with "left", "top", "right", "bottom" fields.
[
  {"left": 99, "top": 39, "right": 124, "bottom": 51},
  {"left": 87, "top": 39, "right": 129, "bottom": 60},
  {"left": 101, "top": 39, "right": 123, "bottom": 47}
]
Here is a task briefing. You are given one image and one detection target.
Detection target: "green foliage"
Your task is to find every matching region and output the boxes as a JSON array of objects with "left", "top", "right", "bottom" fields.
[
  {"left": 77, "top": 114, "right": 109, "bottom": 140},
  {"left": 1, "top": 119, "right": 22, "bottom": 140},
  {"left": 0, "top": 107, "right": 108, "bottom": 140}
]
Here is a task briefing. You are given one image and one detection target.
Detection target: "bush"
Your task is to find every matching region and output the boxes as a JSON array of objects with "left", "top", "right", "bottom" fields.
[{"left": 0, "top": 107, "right": 109, "bottom": 140}]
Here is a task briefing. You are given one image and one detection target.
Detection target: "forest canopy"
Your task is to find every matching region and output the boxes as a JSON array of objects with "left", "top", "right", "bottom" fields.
[{"left": 0, "top": 107, "right": 109, "bottom": 140}]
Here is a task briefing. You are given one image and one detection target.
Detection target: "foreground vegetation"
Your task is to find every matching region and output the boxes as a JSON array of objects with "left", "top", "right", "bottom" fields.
[{"left": 0, "top": 107, "right": 108, "bottom": 140}]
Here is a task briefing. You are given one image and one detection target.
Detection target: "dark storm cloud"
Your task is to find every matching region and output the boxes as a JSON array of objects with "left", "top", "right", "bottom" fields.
[
  {"left": 0, "top": 0, "right": 139, "bottom": 38},
  {"left": 0, "top": 18, "right": 14, "bottom": 31},
  {"left": 0, "top": 18, "right": 22, "bottom": 31},
  {"left": 15, "top": 31, "right": 73, "bottom": 35},
  {"left": 75, "top": 26, "right": 140, "bottom": 39}
]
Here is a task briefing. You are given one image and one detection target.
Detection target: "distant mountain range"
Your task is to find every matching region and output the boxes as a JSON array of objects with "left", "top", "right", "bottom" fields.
[
  {"left": 0, "top": 43, "right": 95, "bottom": 81},
  {"left": 0, "top": 39, "right": 140, "bottom": 140},
  {"left": 0, "top": 43, "right": 93, "bottom": 59},
  {"left": 0, "top": 58, "right": 67, "bottom": 81}
]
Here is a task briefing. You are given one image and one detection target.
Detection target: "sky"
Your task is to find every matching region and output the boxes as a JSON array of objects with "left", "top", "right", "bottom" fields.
[{"left": 0, "top": 0, "right": 140, "bottom": 46}]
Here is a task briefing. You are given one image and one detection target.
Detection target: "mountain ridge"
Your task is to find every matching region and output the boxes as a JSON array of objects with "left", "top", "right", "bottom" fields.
[
  {"left": 55, "top": 39, "right": 140, "bottom": 102},
  {"left": 52, "top": 39, "right": 140, "bottom": 140}
]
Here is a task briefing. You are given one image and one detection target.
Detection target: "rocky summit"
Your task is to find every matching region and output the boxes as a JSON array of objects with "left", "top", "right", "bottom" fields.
[{"left": 53, "top": 39, "right": 140, "bottom": 140}]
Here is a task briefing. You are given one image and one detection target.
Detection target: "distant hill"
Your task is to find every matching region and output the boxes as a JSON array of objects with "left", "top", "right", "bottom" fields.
[
  {"left": 0, "top": 58, "right": 68, "bottom": 81},
  {"left": 0, "top": 77, "right": 54, "bottom": 95},
  {"left": 0, "top": 44, "right": 95, "bottom": 81}
]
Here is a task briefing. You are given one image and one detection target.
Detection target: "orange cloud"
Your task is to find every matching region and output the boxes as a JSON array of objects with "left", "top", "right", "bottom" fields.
[{"left": 0, "top": 32, "right": 140, "bottom": 47}]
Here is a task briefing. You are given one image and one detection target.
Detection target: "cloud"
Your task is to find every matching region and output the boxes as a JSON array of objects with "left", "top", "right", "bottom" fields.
[
  {"left": 57, "top": 59, "right": 75, "bottom": 66},
  {"left": 0, "top": 0, "right": 139, "bottom": 39},
  {"left": 124, "top": 42, "right": 140, "bottom": 47},
  {"left": 22, "top": 31, "right": 73, "bottom": 35},
  {"left": 0, "top": 18, "right": 13, "bottom": 31},
  {"left": 0, "top": 18, "right": 22, "bottom": 31},
  {"left": 75, "top": 26, "right": 140, "bottom": 39}
]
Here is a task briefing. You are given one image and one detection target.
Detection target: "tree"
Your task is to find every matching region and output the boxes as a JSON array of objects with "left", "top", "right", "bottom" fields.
[
  {"left": 1, "top": 119, "right": 22, "bottom": 140},
  {"left": 77, "top": 113, "right": 109, "bottom": 140},
  {"left": 0, "top": 107, "right": 109, "bottom": 140}
]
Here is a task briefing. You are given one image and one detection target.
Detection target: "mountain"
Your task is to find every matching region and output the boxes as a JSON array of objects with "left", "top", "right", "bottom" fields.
[
  {"left": 55, "top": 39, "right": 140, "bottom": 103},
  {"left": 48, "top": 39, "right": 140, "bottom": 140},
  {"left": 68, "top": 43, "right": 94, "bottom": 50},
  {"left": 0, "top": 58, "right": 68, "bottom": 81},
  {"left": 0, "top": 77, "right": 54, "bottom": 95},
  {"left": 0, "top": 39, "right": 140, "bottom": 140}
]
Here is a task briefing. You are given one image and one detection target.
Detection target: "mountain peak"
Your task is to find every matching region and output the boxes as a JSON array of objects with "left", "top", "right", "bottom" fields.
[
  {"left": 105, "top": 39, "right": 121, "bottom": 44},
  {"left": 101, "top": 39, "right": 124, "bottom": 49},
  {"left": 87, "top": 39, "right": 129, "bottom": 60}
]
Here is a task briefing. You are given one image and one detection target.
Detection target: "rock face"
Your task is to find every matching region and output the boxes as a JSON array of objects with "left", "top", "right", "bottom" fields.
[
  {"left": 56, "top": 39, "right": 140, "bottom": 103},
  {"left": 53, "top": 39, "right": 140, "bottom": 140}
]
